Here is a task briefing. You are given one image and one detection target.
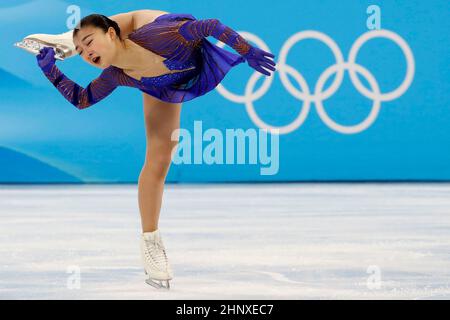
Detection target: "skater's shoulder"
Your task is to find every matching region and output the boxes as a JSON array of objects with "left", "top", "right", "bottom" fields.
[
  {"left": 130, "top": 10, "right": 171, "bottom": 33},
  {"left": 109, "top": 10, "right": 169, "bottom": 39}
]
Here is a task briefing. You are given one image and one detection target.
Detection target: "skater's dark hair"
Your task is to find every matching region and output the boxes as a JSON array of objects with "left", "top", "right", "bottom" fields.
[{"left": 73, "top": 14, "right": 122, "bottom": 40}]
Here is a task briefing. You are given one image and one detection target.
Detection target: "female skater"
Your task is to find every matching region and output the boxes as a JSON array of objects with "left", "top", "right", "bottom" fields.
[{"left": 34, "top": 9, "right": 276, "bottom": 289}]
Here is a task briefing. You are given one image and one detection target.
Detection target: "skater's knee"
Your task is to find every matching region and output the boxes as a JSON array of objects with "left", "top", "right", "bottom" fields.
[{"left": 141, "top": 154, "right": 173, "bottom": 181}]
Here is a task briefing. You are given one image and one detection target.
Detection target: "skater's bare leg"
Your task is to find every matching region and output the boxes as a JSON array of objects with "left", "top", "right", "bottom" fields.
[{"left": 138, "top": 93, "right": 181, "bottom": 233}]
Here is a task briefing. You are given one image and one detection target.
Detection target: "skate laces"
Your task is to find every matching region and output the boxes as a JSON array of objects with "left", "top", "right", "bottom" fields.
[{"left": 143, "top": 237, "right": 168, "bottom": 269}]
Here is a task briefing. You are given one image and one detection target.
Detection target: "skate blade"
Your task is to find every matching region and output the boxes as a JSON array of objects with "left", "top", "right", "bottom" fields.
[
  {"left": 145, "top": 278, "right": 171, "bottom": 290},
  {"left": 13, "top": 39, "right": 70, "bottom": 61}
]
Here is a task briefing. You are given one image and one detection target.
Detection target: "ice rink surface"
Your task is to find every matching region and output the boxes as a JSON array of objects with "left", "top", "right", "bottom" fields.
[{"left": 0, "top": 183, "right": 449, "bottom": 299}]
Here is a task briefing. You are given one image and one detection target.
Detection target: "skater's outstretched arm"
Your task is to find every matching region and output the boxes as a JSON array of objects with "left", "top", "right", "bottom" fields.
[
  {"left": 178, "top": 18, "right": 277, "bottom": 76},
  {"left": 36, "top": 47, "right": 118, "bottom": 109}
]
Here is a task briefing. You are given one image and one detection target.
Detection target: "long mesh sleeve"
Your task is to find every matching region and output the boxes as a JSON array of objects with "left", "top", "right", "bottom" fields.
[
  {"left": 41, "top": 64, "right": 118, "bottom": 109},
  {"left": 178, "top": 18, "right": 252, "bottom": 57}
]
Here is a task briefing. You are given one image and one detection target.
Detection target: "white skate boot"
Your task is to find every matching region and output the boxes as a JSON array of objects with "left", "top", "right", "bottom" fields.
[
  {"left": 140, "top": 229, "right": 173, "bottom": 290},
  {"left": 14, "top": 30, "right": 77, "bottom": 61}
]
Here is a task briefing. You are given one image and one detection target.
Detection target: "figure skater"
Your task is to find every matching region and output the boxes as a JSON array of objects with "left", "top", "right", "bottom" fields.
[{"left": 27, "top": 9, "right": 276, "bottom": 289}]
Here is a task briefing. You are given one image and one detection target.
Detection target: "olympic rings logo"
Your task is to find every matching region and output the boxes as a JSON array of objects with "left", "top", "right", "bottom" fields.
[{"left": 215, "top": 29, "right": 415, "bottom": 135}]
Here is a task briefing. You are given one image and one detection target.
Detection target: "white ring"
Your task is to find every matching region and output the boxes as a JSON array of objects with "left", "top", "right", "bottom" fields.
[
  {"left": 315, "top": 63, "right": 381, "bottom": 134},
  {"left": 245, "top": 65, "right": 311, "bottom": 135},
  {"left": 348, "top": 29, "right": 415, "bottom": 102},
  {"left": 278, "top": 30, "right": 345, "bottom": 101}
]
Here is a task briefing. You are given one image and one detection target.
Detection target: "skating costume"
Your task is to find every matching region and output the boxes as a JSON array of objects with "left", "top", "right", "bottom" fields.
[{"left": 36, "top": 13, "right": 276, "bottom": 108}]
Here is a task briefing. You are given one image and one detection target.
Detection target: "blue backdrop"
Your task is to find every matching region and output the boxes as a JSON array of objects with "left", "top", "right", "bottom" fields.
[{"left": 0, "top": 0, "right": 449, "bottom": 183}]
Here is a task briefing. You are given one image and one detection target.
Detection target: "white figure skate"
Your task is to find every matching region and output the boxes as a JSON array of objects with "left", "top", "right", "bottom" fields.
[
  {"left": 140, "top": 229, "right": 173, "bottom": 290},
  {"left": 14, "top": 30, "right": 77, "bottom": 61}
]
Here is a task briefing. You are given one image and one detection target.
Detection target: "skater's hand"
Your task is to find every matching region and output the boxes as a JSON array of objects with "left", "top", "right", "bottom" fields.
[
  {"left": 36, "top": 47, "right": 56, "bottom": 73},
  {"left": 243, "top": 46, "right": 276, "bottom": 77}
]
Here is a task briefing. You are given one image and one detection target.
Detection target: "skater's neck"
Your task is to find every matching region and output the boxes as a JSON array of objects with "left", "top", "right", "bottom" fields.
[{"left": 110, "top": 39, "right": 143, "bottom": 72}]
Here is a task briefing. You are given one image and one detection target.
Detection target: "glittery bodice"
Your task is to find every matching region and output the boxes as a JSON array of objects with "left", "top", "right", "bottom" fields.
[
  {"left": 128, "top": 14, "right": 202, "bottom": 62},
  {"left": 118, "top": 13, "right": 203, "bottom": 87}
]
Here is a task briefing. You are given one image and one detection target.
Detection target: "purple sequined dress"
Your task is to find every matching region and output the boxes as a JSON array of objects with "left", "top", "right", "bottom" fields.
[{"left": 41, "top": 12, "right": 253, "bottom": 108}]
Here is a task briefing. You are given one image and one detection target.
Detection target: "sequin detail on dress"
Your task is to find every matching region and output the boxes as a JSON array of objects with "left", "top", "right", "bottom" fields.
[{"left": 41, "top": 13, "right": 249, "bottom": 108}]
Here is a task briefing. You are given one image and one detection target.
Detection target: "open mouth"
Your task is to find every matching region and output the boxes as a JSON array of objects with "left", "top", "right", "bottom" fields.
[{"left": 92, "top": 56, "right": 101, "bottom": 64}]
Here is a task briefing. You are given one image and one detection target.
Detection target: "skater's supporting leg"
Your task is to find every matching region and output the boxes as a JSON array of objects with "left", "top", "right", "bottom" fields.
[{"left": 138, "top": 93, "right": 181, "bottom": 233}]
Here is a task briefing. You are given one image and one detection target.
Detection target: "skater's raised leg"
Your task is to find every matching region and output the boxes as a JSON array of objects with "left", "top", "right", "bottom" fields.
[{"left": 15, "top": 30, "right": 77, "bottom": 60}]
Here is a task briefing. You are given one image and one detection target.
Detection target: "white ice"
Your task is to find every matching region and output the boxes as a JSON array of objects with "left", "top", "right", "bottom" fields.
[{"left": 0, "top": 183, "right": 449, "bottom": 299}]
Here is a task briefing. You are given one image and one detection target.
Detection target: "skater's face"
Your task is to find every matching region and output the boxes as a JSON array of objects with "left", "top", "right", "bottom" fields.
[{"left": 73, "top": 25, "right": 119, "bottom": 69}]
